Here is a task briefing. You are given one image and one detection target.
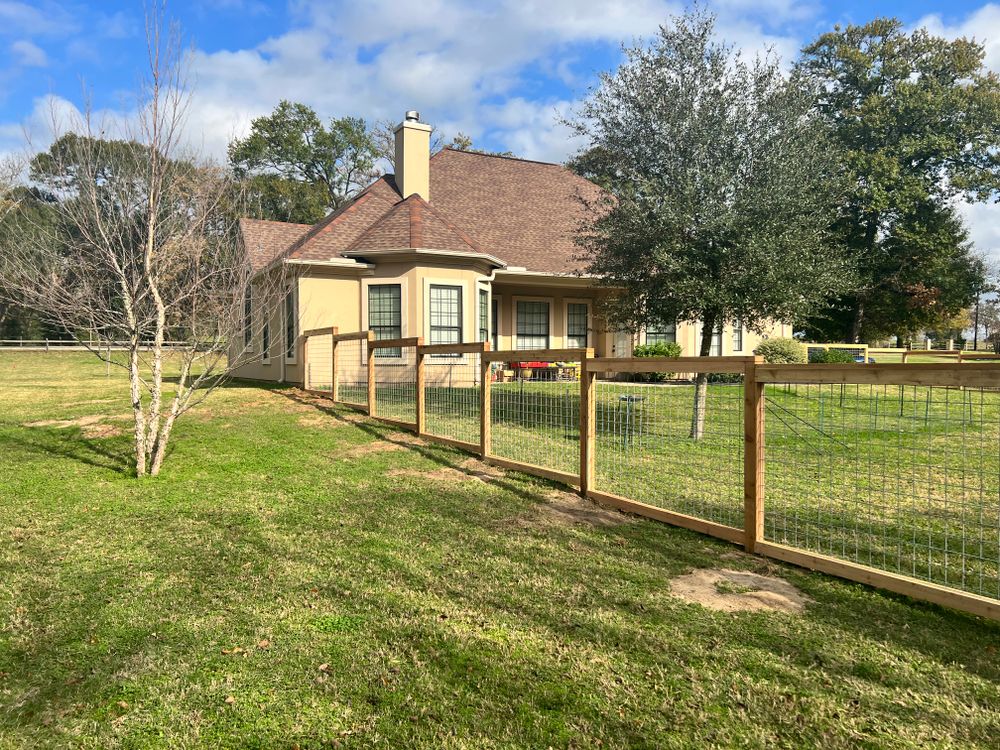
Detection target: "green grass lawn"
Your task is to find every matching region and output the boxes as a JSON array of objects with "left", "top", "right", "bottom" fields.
[{"left": 1, "top": 352, "right": 999, "bottom": 749}]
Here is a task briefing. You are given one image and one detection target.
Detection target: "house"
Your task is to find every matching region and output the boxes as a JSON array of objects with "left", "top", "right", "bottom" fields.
[{"left": 233, "top": 111, "right": 789, "bottom": 383}]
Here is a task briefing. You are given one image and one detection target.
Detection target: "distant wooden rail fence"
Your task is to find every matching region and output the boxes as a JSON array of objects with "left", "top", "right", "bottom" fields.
[
  {"left": 300, "top": 329, "right": 1000, "bottom": 622},
  {"left": 0, "top": 339, "right": 192, "bottom": 352}
]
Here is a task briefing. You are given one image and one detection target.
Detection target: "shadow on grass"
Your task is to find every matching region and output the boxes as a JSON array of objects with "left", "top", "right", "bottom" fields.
[{"left": 0, "top": 424, "right": 134, "bottom": 474}]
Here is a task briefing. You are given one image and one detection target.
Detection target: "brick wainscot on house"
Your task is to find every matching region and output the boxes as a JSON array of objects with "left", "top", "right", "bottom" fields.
[{"left": 232, "top": 111, "right": 790, "bottom": 383}]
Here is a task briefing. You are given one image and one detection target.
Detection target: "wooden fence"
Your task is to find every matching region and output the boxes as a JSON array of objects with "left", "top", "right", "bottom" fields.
[{"left": 301, "top": 329, "right": 1000, "bottom": 622}]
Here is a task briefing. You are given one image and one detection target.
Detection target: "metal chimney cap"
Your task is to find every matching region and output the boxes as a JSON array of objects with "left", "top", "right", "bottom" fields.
[{"left": 404, "top": 110, "right": 420, "bottom": 122}]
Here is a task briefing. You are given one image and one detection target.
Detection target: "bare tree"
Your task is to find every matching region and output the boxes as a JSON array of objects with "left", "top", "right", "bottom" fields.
[{"left": 0, "top": 9, "right": 280, "bottom": 476}]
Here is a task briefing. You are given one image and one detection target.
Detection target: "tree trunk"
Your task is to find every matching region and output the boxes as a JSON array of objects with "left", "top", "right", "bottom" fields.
[
  {"left": 149, "top": 359, "right": 190, "bottom": 476},
  {"left": 128, "top": 340, "right": 148, "bottom": 476},
  {"left": 850, "top": 299, "right": 864, "bottom": 344},
  {"left": 690, "top": 313, "right": 716, "bottom": 441}
]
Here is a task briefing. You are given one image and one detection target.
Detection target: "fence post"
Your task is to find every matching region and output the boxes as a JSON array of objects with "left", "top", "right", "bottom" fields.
[
  {"left": 743, "top": 355, "right": 765, "bottom": 553},
  {"left": 579, "top": 352, "right": 596, "bottom": 497},
  {"left": 367, "top": 331, "right": 376, "bottom": 417},
  {"left": 480, "top": 355, "right": 491, "bottom": 459},
  {"left": 415, "top": 343, "right": 426, "bottom": 436},
  {"left": 330, "top": 327, "right": 339, "bottom": 402},
  {"left": 302, "top": 335, "right": 310, "bottom": 390}
]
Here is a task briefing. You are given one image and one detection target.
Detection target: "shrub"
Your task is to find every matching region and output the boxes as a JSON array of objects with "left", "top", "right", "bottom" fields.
[
  {"left": 753, "top": 337, "right": 805, "bottom": 364},
  {"left": 707, "top": 372, "right": 744, "bottom": 384},
  {"left": 809, "top": 347, "right": 857, "bottom": 364},
  {"left": 633, "top": 341, "right": 682, "bottom": 382}
]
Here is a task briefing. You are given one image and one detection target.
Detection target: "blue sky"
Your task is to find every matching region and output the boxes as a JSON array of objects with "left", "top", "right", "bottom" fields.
[{"left": 3, "top": 0, "right": 1000, "bottom": 255}]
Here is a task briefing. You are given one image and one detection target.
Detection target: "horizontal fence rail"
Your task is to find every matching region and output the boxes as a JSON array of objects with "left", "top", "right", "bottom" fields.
[{"left": 296, "top": 331, "right": 1000, "bottom": 621}]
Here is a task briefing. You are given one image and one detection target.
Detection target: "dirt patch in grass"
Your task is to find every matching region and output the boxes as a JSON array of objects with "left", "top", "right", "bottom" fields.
[
  {"left": 669, "top": 568, "right": 809, "bottom": 614},
  {"left": 339, "top": 432, "right": 424, "bottom": 459},
  {"left": 541, "top": 490, "right": 630, "bottom": 527},
  {"left": 81, "top": 423, "right": 124, "bottom": 439},
  {"left": 24, "top": 415, "right": 106, "bottom": 429},
  {"left": 341, "top": 442, "right": 407, "bottom": 459},
  {"left": 24, "top": 414, "right": 126, "bottom": 439},
  {"left": 385, "top": 458, "right": 504, "bottom": 484}
]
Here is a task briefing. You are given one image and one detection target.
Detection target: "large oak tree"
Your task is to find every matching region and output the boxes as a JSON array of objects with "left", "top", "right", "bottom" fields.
[
  {"left": 797, "top": 18, "right": 997, "bottom": 342},
  {"left": 572, "top": 9, "right": 851, "bottom": 438},
  {"left": 229, "top": 101, "right": 381, "bottom": 224}
]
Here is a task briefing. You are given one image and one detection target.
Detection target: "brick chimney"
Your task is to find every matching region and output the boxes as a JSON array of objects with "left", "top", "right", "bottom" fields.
[{"left": 394, "top": 110, "right": 431, "bottom": 201}]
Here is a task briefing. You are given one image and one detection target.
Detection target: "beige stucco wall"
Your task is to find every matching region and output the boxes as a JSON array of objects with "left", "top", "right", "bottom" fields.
[{"left": 232, "top": 263, "right": 796, "bottom": 385}]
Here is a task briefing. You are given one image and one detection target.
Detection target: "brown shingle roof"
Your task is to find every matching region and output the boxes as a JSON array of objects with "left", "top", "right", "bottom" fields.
[
  {"left": 239, "top": 218, "right": 311, "bottom": 271},
  {"left": 347, "top": 194, "right": 486, "bottom": 255},
  {"left": 284, "top": 177, "right": 399, "bottom": 261},
  {"left": 241, "top": 149, "right": 604, "bottom": 274},
  {"left": 427, "top": 148, "right": 603, "bottom": 273}
]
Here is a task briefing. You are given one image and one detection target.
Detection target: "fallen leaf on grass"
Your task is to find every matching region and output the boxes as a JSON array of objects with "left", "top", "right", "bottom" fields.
[{"left": 224, "top": 696, "right": 235, "bottom": 705}]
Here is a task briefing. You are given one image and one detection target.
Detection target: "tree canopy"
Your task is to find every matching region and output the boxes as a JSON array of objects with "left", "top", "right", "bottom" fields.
[
  {"left": 797, "top": 18, "right": 998, "bottom": 341},
  {"left": 229, "top": 101, "right": 380, "bottom": 224},
  {"left": 571, "top": 9, "right": 851, "bottom": 437},
  {"left": 573, "top": 9, "right": 850, "bottom": 345}
]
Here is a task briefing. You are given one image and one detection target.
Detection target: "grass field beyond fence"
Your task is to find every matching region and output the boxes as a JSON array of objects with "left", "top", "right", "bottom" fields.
[{"left": 1, "top": 352, "right": 999, "bottom": 748}]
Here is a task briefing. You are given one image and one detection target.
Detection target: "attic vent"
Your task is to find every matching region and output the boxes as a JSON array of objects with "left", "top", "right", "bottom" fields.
[{"left": 405, "top": 110, "right": 420, "bottom": 122}]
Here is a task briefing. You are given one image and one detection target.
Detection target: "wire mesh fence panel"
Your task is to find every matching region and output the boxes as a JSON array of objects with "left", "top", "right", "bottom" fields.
[
  {"left": 304, "top": 333, "right": 333, "bottom": 392},
  {"left": 424, "top": 351, "right": 481, "bottom": 445},
  {"left": 593, "top": 368, "right": 745, "bottom": 530},
  {"left": 335, "top": 338, "right": 368, "bottom": 407},
  {"left": 374, "top": 344, "right": 417, "bottom": 425},
  {"left": 764, "top": 382, "right": 1000, "bottom": 599},
  {"left": 488, "top": 356, "right": 582, "bottom": 476}
]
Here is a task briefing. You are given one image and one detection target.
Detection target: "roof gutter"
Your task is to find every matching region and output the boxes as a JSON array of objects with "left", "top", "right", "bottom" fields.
[{"left": 341, "top": 247, "right": 507, "bottom": 269}]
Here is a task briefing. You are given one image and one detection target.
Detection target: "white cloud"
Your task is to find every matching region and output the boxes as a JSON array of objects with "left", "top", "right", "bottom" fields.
[
  {"left": 958, "top": 200, "right": 1000, "bottom": 267},
  {"left": 11, "top": 39, "right": 46, "bottom": 67},
  {"left": 0, "top": 1, "right": 77, "bottom": 37},
  {"left": 175, "top": 0, "right": 811, "bottom": 167}
]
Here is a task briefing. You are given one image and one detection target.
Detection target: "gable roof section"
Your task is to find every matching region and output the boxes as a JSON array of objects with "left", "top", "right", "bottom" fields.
[
  {"left": 240, "top": 218, "right": 311, "bottom": 271},
  {"left": 347, "top": 193, "right": 487, "bottom": 255},
  {"left": 241, "top": 149, "right": 605, "bottom": 275},
  {"left": 426, "top": 148, "right": 603, "bottom": 274},
  {"left": 283, "top": 177, "right": 399, "bottom": 262}
]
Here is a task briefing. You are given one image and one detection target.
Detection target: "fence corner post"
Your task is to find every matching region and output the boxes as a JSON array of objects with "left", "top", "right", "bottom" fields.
[
  {"left": 744, "top": 355, "right": 765, "bottom": 553},
  {"left": 366, "top": 331, "right": 376, "bottom": 417},
  {"left": 415, "top": 339, "right": 426, "bottom": 436},
  {"left": 580, "top": 349, "right": 596, "bottom": 497},
  {"left": 302, "top": 334, "right": 310, "bottom": 390},
  {"left": 480, "top": 350, "right": 491, "bottom": 459},
  {"left": 330, "top": 326, "right": 339, "bottom": 402}
]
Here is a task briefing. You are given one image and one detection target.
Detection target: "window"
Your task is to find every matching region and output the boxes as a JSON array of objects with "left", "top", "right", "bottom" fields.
[
  {"left": 732, "top": 319, "right": 743, "bottom": 352},
  {"left": 479, "top": 289, "right": 489, "bottom": 343},
  {"left": 703, "top": 322, "right": 723, "bottom": 356},
  {"left": 491, "top": 298, "right": 499, "bottom": 351},
  {"left": 566, "top": 303, "right": 589, "bottom": 348},
  {"left": 243, "top": 287, "right": 252, "bottom": 349},
  {"left": 429, "top": 284, "right": 462, "bottom": 345},
  {"left": 262, "top": 322, "right": 270, "bottom": 362},
  {"left": 369, "top": 284, "right": 402, "bottom": 358},
  {"left": 516, "top": 300, "right": 549, "bottom": 350},
  {"left": 284, "top": 287, "right": 296, "bottom": 360},
  {"left": 646, "top": 321, "right": 676, "bottom": 345}
]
